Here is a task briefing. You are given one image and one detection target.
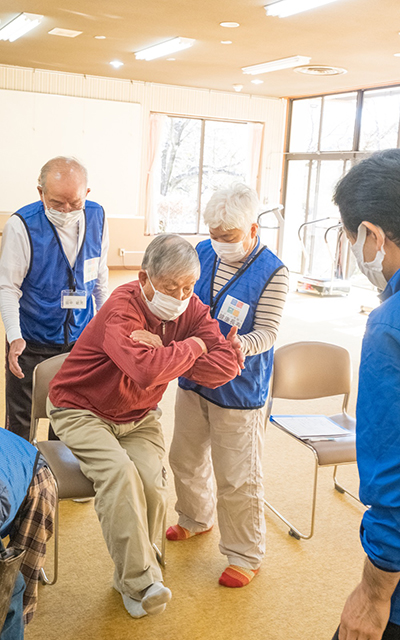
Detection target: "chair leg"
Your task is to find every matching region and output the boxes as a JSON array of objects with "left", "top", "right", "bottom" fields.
[
  {"left": 40, "top": 489, "right": 59, "bottom": 586},
  {"left": 264, "top": 453, "right": 319, "bottom": 540},
  {"left": 333, "top": 465, "right": 361, "bottom": 503}
]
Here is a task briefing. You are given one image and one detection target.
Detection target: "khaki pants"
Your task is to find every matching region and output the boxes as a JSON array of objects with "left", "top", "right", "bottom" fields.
[
  {"left": 47, "top": 399, "right": 167, "bottom": 596},
  {"left": 170, "top": 388, "right": 266, "bottom": 570}
]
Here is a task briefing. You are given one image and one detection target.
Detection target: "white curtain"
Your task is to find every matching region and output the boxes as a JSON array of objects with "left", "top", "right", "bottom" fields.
[
  {"left": 247, "top": 122, "right": 264, "bottom": 191},
  {"left": 145, "top": 113, "right": 167, "bottom": 235}
]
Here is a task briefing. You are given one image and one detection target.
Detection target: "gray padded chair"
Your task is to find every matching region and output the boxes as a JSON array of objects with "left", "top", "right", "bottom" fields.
[
  {"left": 264, "top": 341, "right": 359, "bottom": 541},
  {"left": 30, "top": 352, "right": 166, "bottom": 585}
]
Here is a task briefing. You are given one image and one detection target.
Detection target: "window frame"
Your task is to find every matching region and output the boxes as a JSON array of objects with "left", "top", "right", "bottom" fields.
[
  {"left": 152, "top": 112, "right": 264, "bottom": 235},
  {"left": 282, "top": 84, "right": 400, "bottom": 273}
]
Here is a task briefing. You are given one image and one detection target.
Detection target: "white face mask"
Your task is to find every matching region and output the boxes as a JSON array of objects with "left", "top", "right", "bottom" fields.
[
  {"left": 42, "top": 196, "right": 84, "bottom": 229},
  {"left": 351, "top": 223, "right": 387, "bottom": 290},
  {"left": 211, "top": 230, "right": 251, "bottom": 263},
  {"left": 141, "top": 273, "right": 191, "bottom": 321}
]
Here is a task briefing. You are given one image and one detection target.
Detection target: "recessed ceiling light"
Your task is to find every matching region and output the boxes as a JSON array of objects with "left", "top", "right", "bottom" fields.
[
  {"left": 110, "top": 60, "right": 124, "bottom": 69},
  {"left": 221, "top": 40, "right": 232, "bottom": 44},
  {"left": 167, "top": 57, "right": 176, "bottom": 61},
  {"left": 135, "top": 37, "right": 195, "bottom": 61},
  {"left": 251, "top": 79, "right": 264, "bottom": 85},
  {"left": 95, "top": 35, "right": 106, "bottom": 39},
  {"left": 233, "top": 84, "right": 243, "bottom": 92},
  {"left": 395, "top": 53, "right": 400, "bottom": 57},
  {"left": 220, "top": 22, "right": 240, "bottom": 28},
  {"left": 0, "top": 12, "right": 43, "bottom": 42},
  {"left": 265, "top": 0, "right": 340, "bottom": 18},
  {"left": 242, "top": 55, "right": 311, "bottom": 75},
  {"left": 48, "top": 28, "right": 82, "bottom": 38},
  {"left": 294, "top": 64, "right": 347, "bottom": 75}
]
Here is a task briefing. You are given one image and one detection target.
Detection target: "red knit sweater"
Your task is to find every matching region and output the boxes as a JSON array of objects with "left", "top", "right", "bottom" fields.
[{"left": 49, "top": 280, "right": 239, "bottom": 423}]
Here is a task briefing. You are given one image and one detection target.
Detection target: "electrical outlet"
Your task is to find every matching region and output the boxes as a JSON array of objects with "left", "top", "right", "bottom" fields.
[{"left": 119, "top": 248, "right": 126, "bottom": 257}]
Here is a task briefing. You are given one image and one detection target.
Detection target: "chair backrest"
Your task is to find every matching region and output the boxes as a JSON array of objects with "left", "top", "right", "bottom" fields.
[
  {"left": 29, "top": 352, "right": 70, "bottom": 442},
  {"left": 272, "top": 341, "right": 352, "bottom": 401}
]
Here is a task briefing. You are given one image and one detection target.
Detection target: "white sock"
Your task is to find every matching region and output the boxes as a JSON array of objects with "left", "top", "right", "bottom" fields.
[
  {"left": 141, "top": 582, "right": 172, "bottom": 615},
  {"left": 113, "top": 580, "right": 147, "bottom": 619},
  {"left": 120, "top": 593, "right": 148, "bottom": 619}
]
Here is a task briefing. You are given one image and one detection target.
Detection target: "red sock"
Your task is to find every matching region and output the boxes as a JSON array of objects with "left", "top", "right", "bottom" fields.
[
  {"left": 166, "top": 524, "right": 212, "bottom": 541},
  {"left": 219, "top": 565, "right": 259, "bottom": 588}
]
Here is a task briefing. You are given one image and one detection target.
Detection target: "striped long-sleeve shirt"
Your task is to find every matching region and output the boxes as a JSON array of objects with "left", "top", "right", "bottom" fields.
[{"left": 212, "top": 245, "right": 289, "bottom": 357}]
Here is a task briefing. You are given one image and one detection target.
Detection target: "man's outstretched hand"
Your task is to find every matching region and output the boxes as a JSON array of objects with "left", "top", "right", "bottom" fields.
[{"left": 8, "top": 338, "right": 26, "bottom": 379}]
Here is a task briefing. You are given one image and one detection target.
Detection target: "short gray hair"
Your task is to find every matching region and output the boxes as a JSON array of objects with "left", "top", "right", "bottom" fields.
[
  {"left": 38, "top": 156, "right": 88, "bottom": 192},
  {"left": 142, "top": 234, "right": 200, "bottom": 280},
  {"left": 203, "top": 183, "right": 260, "bottom": 231}
]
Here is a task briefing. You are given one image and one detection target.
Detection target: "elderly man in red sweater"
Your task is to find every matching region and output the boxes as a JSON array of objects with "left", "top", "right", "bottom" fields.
[{"left": 47, "top": 234, "right": 240, "bottom": 620}]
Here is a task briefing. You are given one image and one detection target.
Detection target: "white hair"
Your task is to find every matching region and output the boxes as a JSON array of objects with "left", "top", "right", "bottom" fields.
[
  {"left": 38, "top": 156, "right": 88, "bottom": 192},
  {"left": 203, "top": 183, "right": 260, "bottom": 231},
  {"left": 142, "top": 234, "right": 200, "bottom": 280}
]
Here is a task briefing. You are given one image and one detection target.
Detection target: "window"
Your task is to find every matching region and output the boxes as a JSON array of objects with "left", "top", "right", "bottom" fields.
[
  {"left": 285, "top": 84, "right": 400, "bottom": 281},
  {"left": 359, "top": 87, "right": 400, "bottom": 151},
  {"left": 149, "top": 116, "right": 262, "bottom": 234}
]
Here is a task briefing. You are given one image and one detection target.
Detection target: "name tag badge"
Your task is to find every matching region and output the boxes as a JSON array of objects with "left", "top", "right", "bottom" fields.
[
  {"left": 61, "top": 289, "right": 87, "bottom": 309},
  {"left": 217, "top": 295, "right": 250, "bottom": 329},
  {"left": 84, "top": 257, "right": 100, "bottom": 283}
]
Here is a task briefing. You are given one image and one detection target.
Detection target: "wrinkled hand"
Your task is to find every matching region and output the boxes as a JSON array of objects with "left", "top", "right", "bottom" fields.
[
  {"left": 130, "top": 330, "right": 163, "bottom": 349},
  {"left": 8, "top": 338, "right": 26, "bottom": 379},
  {"left": 226, "top": 326, "right": 245, "bottom": 373},
  {"left": 338, "top": 583, "right": 391, "bottom": 640},
  {"left": 189, "top": 336, "right": 208, "bottom": 354}
]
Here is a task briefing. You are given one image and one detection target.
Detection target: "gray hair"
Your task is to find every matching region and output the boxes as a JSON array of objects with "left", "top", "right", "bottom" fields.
[
  {"left": 142, "top": 234, "right": 200, "bottom": 280},
  {"left": 203, "top": 183, "right": 260, "bottom": 231},
  {"left": 38, "top": 156, "right": 88, "bottom": 192}
]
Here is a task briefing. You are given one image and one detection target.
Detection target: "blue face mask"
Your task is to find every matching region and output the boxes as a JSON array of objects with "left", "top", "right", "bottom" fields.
[{"left": 141, "top": 273, "right": 191, "bottom": 321}]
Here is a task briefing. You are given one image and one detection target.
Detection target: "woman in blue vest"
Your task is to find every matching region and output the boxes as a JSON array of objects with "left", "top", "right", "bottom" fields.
[{"left": 167, "top": 184, "right": 289, "bottom": 587}]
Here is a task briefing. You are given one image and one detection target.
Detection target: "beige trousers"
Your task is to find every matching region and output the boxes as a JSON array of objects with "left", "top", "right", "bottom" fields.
[
  {"left": 170, "top": 388, "right": 266, "bottom": 570},
  {"left": 47, "top": 399, "right": 167, "bottom": 596}
]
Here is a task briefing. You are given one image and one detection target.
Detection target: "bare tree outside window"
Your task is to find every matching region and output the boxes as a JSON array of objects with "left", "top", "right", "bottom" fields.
[{"left": 155, "top": 116, "right": 251, "bottom": 234}]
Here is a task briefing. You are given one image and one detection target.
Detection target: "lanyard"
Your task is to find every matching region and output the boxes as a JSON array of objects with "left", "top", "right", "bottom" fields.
[{"left": 47, "top": 211, "right": 86, "bottom": 290}]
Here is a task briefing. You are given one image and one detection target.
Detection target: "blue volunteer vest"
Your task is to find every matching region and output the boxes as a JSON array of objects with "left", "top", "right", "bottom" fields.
[
  {"left": 179, "top": 238, "right": 284, "bottom": 409},
  {"left": 0, "top": 430, "right": 41, "bottom": 538},
  {"left": 16, "top": 200, "right": 104, "bottom": 345}
]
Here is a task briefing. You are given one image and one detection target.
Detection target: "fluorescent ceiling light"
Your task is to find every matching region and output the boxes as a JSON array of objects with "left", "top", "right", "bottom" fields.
[
  {"left": 110, "top": 60, "right": 124, "bottom": 69},
  {"left": 0, "top": 13, "right": 43, "bottom": 42},
  {"left": 135, "top": 37, "right": 195, "bottom": 61},
  {"left": 48, "top": 28, "right": 82, "bottom": 38},
  {"left": 265, "top": 0, "right": 340, "bottom": 18},
  {"left": 251, "top": 79, "right": 264, "bottom": 84},
  {"left": 242, "top": 55, "right": 311, "bottom": 75},
  {"left": 220, "top": 22, "right": 240, "bottom": 28},
  {"left": 232, "top": 84, "right": 243, "bottom": 92}
]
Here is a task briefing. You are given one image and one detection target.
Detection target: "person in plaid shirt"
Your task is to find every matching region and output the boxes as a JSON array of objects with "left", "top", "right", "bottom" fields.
[{"left": 0, "top": 428, "right": 56, "bottom": 637}]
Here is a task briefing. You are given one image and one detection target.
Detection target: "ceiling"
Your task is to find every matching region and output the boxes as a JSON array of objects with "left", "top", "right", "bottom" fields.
[{"left": 1, "top": 0, "right": 400, "bottom": 99}]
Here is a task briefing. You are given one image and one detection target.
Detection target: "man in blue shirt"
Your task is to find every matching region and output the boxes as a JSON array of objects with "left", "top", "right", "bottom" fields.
[{"left": 332, "top": 148, "right": 400, "bottom": 640}]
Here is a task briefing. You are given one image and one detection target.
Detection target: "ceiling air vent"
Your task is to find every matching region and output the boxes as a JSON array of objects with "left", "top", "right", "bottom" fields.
[{"left": 294, "top": 65, "right": 347, "bottom": 75}]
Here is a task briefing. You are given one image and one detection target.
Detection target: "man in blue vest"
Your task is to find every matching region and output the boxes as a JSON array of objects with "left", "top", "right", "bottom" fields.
[
  {"left": 0, "top": 156, "right": 109, "bottom": 440},
  {"left": 167, "top": 184, "right": 289, "bottom": 587},
  {"left": 0, "top": 428, "right": 56, "bottom": 637},
  {"left": 332, "top": 149, "right": 400, "bottom": 640}
]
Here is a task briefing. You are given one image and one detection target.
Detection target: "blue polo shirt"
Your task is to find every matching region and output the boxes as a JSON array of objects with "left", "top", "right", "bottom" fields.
[{"left": 357, "top": 268, "right": 400, "bottom": 624}]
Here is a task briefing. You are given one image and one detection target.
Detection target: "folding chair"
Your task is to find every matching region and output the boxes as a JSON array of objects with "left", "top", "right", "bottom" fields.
[
  {"left": 30, "top": 353, "right": 166, "bottom": 585},
  {"left": 264, "top": 341, "right": 359, "bottom": 541}
]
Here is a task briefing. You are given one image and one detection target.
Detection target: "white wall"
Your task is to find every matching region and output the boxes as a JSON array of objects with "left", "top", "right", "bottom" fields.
[
  {"left": 0, "top": 89, "right": 141, "bottom": 217},
  {"left": 0, "top": 64, "right": 287, "bottom": 266}
]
